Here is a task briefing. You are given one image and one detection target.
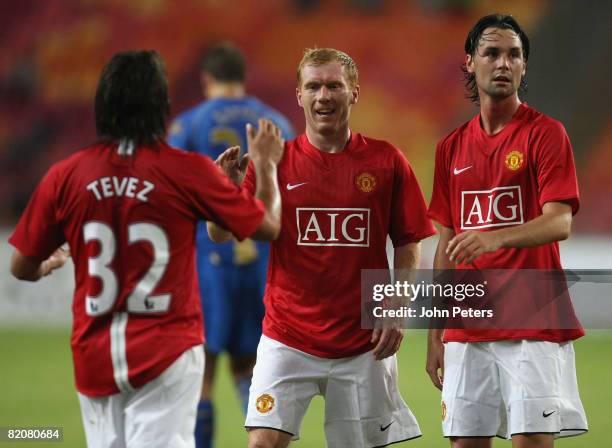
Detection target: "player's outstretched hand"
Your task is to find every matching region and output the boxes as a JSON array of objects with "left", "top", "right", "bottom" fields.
[
  {"left": 246, "top": 119, "right": 284, "bottom": 165},
  {"left": 426, "top": 332, "right": 444, "bottom": 390},
  {"left": 215, "top": 146, "right": 249, "bottom": 186},
  {"left": 446, "top": 230, "right": 502, "bottom": 265},
  {"left": 42, "top": 247, "right": 70, "bottom": 277},
  {"left": 371, "top": 327, "right": 404, "bottom": 361}
]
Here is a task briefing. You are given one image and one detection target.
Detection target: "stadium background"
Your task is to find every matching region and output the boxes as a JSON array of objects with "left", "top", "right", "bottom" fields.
[{"left": 1, "top": 0, "right": 610, "bottom": 446}]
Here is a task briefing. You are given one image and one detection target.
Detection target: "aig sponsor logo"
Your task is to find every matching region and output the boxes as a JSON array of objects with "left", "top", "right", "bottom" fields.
[
  {"left": 461, "top": 186, "right": 524, "bottom": 230},
  {"left": 296, "top": 208, "right": 370, "bottom": 247}
]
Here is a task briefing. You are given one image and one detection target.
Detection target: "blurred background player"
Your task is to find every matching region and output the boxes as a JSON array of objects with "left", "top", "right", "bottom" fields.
[
  {"left": 426, "top": 14, "right": 588, "bottom": 448},
  {"left": 210, "top": 47, "right": 436, "bottom": 448},
  {"left": 168, "top": 42, "right": 294, "bottom": 448},
  {"left": 9, "top": 50, "right": 284, "bottom": 448}
]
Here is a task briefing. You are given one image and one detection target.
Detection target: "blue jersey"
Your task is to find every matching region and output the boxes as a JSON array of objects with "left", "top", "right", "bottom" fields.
[{"left": 169, "top": 96, "right": 294, "bottom": 266}]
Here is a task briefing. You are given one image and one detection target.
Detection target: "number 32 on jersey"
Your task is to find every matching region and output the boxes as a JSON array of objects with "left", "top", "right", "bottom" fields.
[{"left": 83, "top": 221, "right": 171, "bottom": 316}]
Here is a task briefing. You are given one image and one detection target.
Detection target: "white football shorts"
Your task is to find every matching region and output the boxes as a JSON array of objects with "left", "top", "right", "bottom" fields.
[
  {"left": 245, "top": 335, "right": 421, "bottom": 447},
  {"left": 442, "top": 340, "right": 588, "bottom": 439},
  {"left": 78, "top": 344, "right": 204, "bottom": 448}
]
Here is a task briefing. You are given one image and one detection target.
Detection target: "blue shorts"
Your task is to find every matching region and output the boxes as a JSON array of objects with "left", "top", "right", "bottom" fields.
[{"left": 197, "top": 251, "right": 266, "bottom": 356}]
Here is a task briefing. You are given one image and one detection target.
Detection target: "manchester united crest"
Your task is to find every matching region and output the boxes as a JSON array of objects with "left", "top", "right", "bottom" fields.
[
  {"left": 505, "top": 150, "right": 524, "bottom": 171},
  {"left": 255, "top": 393, "right": 275, "bottom": 414},
  {"left": 441, "top": 401, "right": 447, "bottom": 421},
  {"left": 355, "top": 172, "right": 377, "bottom": 193}
]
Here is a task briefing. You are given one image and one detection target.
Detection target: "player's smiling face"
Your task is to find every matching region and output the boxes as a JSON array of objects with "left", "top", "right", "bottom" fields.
[
  {"left": 467, "top": 27, "right": 526, "bottom": 101},
  {"left": 296, "top": 62, "right": 359, "bottom": 136}
]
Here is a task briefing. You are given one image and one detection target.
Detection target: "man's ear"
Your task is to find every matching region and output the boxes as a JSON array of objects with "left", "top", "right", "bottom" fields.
[
  {"left": 296, "top": 87, "right": 303, "bottom": 107},
  {"left": 466, "top": 54, "right": 474, "bottom": 74},
  {"left": 201, "top": 72, "right": 218, "bottom": 98},
  {"left": 350, "top": 85, "right": 360, "bottom": 105},
  {"left": 201, "top": 72, "right": 211, "bottom": 89}
]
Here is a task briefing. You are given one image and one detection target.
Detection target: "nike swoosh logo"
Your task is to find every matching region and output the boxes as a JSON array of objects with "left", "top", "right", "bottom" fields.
[
  {"left": 380, "top": 421, "right": 394, "bottom": 431},
  {"left": 543, "top": 410, "right": 556, "bottom": 418},
  {"left": 286, "top": 182, "right": 307, "bottom": 190},
  {"left": 453, "top": 166, "right": 473, "bottom": 175}
]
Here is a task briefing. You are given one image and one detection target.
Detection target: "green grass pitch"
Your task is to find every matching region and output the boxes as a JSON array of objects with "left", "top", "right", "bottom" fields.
[{"left": 0, "top": 328, "right": 609, "bottom": 447}]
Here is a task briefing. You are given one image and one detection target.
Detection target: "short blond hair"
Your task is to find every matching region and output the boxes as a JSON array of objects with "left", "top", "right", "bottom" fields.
[{"left": 297, "top": 48, "right": 358, "bottom": 88}]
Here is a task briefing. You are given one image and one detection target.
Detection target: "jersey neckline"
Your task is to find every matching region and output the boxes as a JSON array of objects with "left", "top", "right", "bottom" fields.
[
  {"left": 471, "top": 103, "right": 529, "bottom": 157},
  {"left": 298, "top": 131, "right": 360, "bottom": 159}
]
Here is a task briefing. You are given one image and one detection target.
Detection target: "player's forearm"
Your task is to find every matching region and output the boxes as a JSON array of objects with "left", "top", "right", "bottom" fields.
[
  {"left": 206, "top": 221, "right": 233, "bottom": 243},
  {"left": 431, "top": 226, "right": 454, "bottom": 334},
  {"left": 11, "top": 261, "right": 44, "bottom": 281},
  {"left": 493, "top": 206, "right": 572, "bottom": 249},
  {"left": 434, "top": 226, "right": 456, "bottom": 270},
  {"left": 11, "top": 250, "right": 52, "bottom": 282},
  {"left": 393, "top": 243, "right": 421, "bottom": 299},
  {"left": 394, "top": 242, "right": 421, "bottom": 270},
  {"left": 428, "top": 328, "right": 444, "bottom": 344},
  {"left": 251, "top": 160, "right": 281, "bottom": 240}
]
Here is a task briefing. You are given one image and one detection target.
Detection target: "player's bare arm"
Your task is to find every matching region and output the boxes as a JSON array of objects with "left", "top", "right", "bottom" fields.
[
  {"left": 208, "top": 119, "right": 284, "bottom": 242},
  {"left": 249, "top": 119, "right": 284, "bottom": 240},
  {"left": 426, "top": 225, "right": 455, "bottom": 390},
  {"left": 447, "top": 201, "right": 572, "bottom": 265},
  {"left": 371, "top": 242, "right": 421, "bottom": 361},
  {"left": 11, "top": 247, "right": 70, "bottom": 282},
  {"left": 207, "top": 145, "right": 251, "bottom": 242}
]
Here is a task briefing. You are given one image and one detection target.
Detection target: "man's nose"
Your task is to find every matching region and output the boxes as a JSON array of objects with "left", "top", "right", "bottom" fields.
[
  {"left": 317, "top": 85, "right": 331, "bottom": 100},
  {"left": 497, "top": 54, "right": 511, "bottom": 69}
]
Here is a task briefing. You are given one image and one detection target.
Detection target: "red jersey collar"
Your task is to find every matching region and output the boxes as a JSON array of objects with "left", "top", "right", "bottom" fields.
[{"left": 298, "top": 131, "right": 361, "bottom": 158}]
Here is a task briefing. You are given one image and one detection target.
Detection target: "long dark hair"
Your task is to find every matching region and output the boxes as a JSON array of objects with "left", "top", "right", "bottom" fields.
[
  {"left": 95, "top": 50, "right": 170, "bottom": 144},
  {"left": 462, "top": 14, "right": 530, "bottom": 104}
]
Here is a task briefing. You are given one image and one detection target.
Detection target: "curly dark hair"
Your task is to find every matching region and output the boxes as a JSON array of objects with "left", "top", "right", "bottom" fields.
[
  {"left": 95, "top": 50, "right": 170, "bottom": 145},
  {"left": 462, "top": 14, "right": 530, "bottom": 104}
]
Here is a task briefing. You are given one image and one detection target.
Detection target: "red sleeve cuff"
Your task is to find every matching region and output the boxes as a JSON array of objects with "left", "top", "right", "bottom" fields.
[
  {"left": 391, "top": 228, "right": 437, "bottom": 248},
  {"left": 232, "top": 197, "right": 266, "bottom": 241},
  {"left": 539, "top": 196, "right": 580, "bottom": 215},
  {"left": 427, "top": 210, "right": 454, "bottom": 229}
]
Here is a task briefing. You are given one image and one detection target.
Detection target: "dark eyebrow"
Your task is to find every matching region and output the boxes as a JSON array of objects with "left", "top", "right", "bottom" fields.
[{"left": 480, "top": 45, "right": 522, "bottom": 52}]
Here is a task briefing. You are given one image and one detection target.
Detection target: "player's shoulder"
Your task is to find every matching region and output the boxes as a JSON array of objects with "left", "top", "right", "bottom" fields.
[
  {"left": 245, "top": 95, "right": 275, "bottom": 113},
  {"left": 284, "top": 133, "right": 303, "bottom": 147},
  {"left": 171, "top": 103, "right": 199, "bottom": 125},
  {"left": 149, "top": 143, "right": 221, "bottom": 189},
  {"left": 247, "top": 96, "right": 293, "bottom": 132},
  {"left": 281, "top": 134, "right": 316, "bottom": 167},
  {"left": 50, "top": 142, "right": 107, "bottom": 173},
  {"left": 168, "top": 103, "right": 201, "bottom": 137},
  {"left": 357, "top": 133, "right": 402, "bottom": 156},
  {"left": 353, "top": 134, "right": 415, "bottom": 174},
  {"left": 158, "top": 141, "right": 213, "bottom": 166},
  {"left": 520, "top": 104, "right": 568, "bottom": 136},
  {"left": 37, "top": 142, "right": 113, "bottom": 190},
  {"left": 174, "top": 100, "right": 216, "bottom": 125},
  {"left": 438, "top": 118, "right": 472, "bottom": 150},
  {"left": 260, "top": 101, "right": 288, "bottom": 123}
]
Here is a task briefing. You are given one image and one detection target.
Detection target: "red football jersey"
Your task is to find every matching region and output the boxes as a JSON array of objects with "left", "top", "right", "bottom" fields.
[
  {"left": 9, "top": 142, "right": 265, "bottom": 396},
  {"left": 244, "top": 133, "right": 436, "bottom": 358},
  {"left": 428, "top": 103, "right": 584, "bottom": 342}
]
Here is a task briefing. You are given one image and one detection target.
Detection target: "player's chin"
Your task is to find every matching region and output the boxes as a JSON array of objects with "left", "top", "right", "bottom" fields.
[
  {"left": 489, "top": 85, "right": 516, "bottom": 98},
  {"left": 314, "top": 122, "right": 339, "bottom": 135}
]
